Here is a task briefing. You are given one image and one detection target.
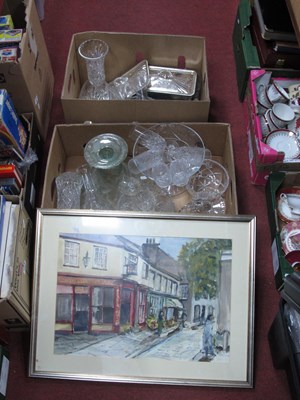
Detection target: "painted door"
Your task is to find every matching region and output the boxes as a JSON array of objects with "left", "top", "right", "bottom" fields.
[{"left": 74, "top": 293, "right": 89, "bottom": 332}]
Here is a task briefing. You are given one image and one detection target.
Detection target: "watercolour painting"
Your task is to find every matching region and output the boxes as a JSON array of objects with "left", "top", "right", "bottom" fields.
[{"left": 30, "top": 210, "right": 256, "bottom": 387}]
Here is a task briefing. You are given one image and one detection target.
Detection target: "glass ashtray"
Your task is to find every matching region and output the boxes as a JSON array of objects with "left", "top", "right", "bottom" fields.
[{"left": 84, "top": 133, "right": 128, "bottom": 169}]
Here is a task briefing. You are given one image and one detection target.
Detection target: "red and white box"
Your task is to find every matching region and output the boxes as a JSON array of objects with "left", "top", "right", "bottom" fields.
[{"left": 244, "top": 69, "right": 300, "bottom": 185}]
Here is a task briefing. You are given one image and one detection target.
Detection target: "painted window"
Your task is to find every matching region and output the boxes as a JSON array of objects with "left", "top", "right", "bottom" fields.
[
  {"left": 171, "top": 281, "right": 178, "bottom": 296},
  {"left": 155, "top": 274, "right": 162, "bottom": 291},
  {"left": 142, "top": 262, "right": 148, "bottom": 279},
  {"left": 180, "top": 283, "right": 189, "bottom": 300},
  {"left": 64, "top": 240, "right": 79, "bottom": 267},
  {"left": 56, "top": 294, "right": 72, "bottom": 322},
  {"left": 126, "top": 253, "right": 138, "bottom": 275},
  {"left": 138, "top": 291, "right": 146, "bottom": 323},
  {"left": 162, "top": 276, "right": 167, "bottom": 293},
  {"left": 93, "top": 246, "right": 107, "bottom": 270},
  {"left": 91, "top": 287, "right": 114, "bottom": 324},
  {"left": 149, "top": 270, "right": 155, "bottom": 288},
  {"left": 120, "top": 288, "right": 132, "bottom": 324},
  {"left": 166, "top": 279, "right": 172, "bottom": 294}
]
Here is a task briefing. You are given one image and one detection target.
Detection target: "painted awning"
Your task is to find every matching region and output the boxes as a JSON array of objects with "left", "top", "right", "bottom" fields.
[{"left": 165, "top": 298, "right": 184, "bottom": 309}]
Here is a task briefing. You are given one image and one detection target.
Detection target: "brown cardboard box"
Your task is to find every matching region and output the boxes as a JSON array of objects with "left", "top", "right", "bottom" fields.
[
  {"left": 286, "top": 0, "right": 300, "bottom": 44},
  {"left": 41, "top": 123, "right": 238, "bottom": 215},
  {"left": 61, "top": 32, "right": 210, "bottom": 124},
  {"left": 0, "top": 204, "right": 32, "bottom": 328},
  {"left": 233, "top": 0, "right": 300, "bottom": 102},
  {"left": 2, "top": 113, "right": 42, "bottom": 222},
  {"left": 0, "top": 0, "right": 54, "bottom": 140}
]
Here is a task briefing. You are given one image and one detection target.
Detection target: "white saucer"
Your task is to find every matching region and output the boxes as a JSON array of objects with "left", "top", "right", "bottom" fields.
[{"left": 265, "top": 129, "right": 300, "bottom": 160}]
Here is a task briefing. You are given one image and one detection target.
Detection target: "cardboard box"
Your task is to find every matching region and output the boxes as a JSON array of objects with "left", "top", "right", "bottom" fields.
[
  {"left": 0, "top": 204, "right": 32, "bottom": 328},
  {"left": 0, "top": 113, "right": 42, "bottom": 222},
  {"left": 61, "top": 32, "right": 210, "bottom": 124},
  {"left": 268, "top": 299, "right": 300, "bottom": 400},
  {"left": 0, "top": 0, "right": 54, "bottom": 140},
  {"left": 265, "top": 171, "right": 298, "bottom": 290},
  {"left": 41, "top": 123, "right": 238, "bottom": 215},
  {"left": 18, "top": 113, "right": 42, "bottom": 222},
  {"left": 244, "top": 69, "right": 300, "bottom": 185},
  {"left": 0, "top": 89, "right": 28, "bottom": 160},
  {"left": 286, "top": 0, "right": 300, "bottom": 45},
  {"left": 232, "top": 0, "right": 300, "bottom": 101}
]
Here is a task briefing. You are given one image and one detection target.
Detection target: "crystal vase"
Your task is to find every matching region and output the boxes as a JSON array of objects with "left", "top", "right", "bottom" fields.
[{"left": 78, "top": 39, "right": 110, "bottom": 100}]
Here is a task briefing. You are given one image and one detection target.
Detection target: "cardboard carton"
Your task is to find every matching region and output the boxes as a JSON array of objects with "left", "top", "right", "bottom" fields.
[
  {"left": 244, "top": 69, "right": 300, "bottom": 185},
  {"left": 0, "top": 89, "right": 28, "bottom": 160},
  {"left": 61, "top": 32, "right": 210, "bottom": 124},
  {"left": 286, "top": 0, "right": 300, "bottom": 45},
  {"left": 0, "top": 113, "right": 42, "bottom": 222},
  {"left": 41, "top": 123, "right": 238, "bottom": 215},
  {"left": 268, "top": 299, "right": 300, "bottom": 400},
  {"left": 0, "top": 204, "right": 32, "bottom": 327},
  {"left": 0, "top": 0, "right": 54, "bottom": 140},
  {"left": 232, "top": 0, "right": 300, "bottom": 102},
  {"left": 265, "top": 171, "right": 300, "bottom": 290}
]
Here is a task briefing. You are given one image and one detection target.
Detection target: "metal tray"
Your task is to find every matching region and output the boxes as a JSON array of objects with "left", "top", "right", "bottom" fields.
[{"left": 147, "top": 65, "right": 198, "bottom": 100}]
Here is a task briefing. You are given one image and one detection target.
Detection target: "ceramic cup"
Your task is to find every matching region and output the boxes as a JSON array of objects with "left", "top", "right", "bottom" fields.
[
  {"left": 289, "top": 98, "right": 300, "bottom": 115},
  {"left": 260, "top": 113, "right": 272, "bottom": 137},
  {"left": 281, "top": 193, "right": 300, "bottom": 215},
  {"left": 264, "top": 109, "right": 280, "bottom": 132},
  {"left": 257, "top": 84, "right": 272, "bottom": 111},
  {"left": 270, "top": 103, "right": 295, "bottom": 128},
  {"left": 267, "top": 82, "right": 289, "bottom": 104}
]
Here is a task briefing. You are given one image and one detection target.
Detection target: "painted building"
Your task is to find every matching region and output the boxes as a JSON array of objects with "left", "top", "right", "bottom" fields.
[
  {"left": 184, "top": 247, "right": 232, "bottom": 335},
  {"left": 55, "top": 234, "right": 186, "bottom": 335}
]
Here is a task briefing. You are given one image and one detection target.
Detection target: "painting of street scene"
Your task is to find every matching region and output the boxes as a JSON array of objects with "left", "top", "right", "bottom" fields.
[{"left": 54, "top": 233, "right": 232, "bottom": 363}]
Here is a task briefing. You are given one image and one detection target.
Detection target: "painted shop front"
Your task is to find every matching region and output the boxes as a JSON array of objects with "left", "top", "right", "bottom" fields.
[
  {"left": 55, "top": 233, "right": 186, "bottom": 335},
  {"left": 56, "top": 275, "right": 145, "bottom": 334}
]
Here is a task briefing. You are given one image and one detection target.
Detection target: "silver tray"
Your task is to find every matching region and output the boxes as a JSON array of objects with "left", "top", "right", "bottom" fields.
[{"left": 147, "top": 65, "right": 197, "bottom": 100}]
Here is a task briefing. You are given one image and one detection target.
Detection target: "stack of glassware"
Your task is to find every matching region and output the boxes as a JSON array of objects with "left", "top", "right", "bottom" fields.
[
  {"left": 78, "top": 39, "right": 198, "bottom": 101},
  {"left": 55, "top": 123, "right": 230, "bottom": 215}
]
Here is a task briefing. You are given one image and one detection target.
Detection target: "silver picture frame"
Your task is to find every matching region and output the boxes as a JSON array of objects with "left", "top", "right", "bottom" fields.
[{"left": 29, "top": 209, "right": 256, "bottom": 387}]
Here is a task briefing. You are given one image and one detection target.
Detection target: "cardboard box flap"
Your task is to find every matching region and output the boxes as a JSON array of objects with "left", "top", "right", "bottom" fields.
[
  {"left": 239, "top": 0, "right": 252, "bottom": 33},
  {"left": 232, "top": 0, "right": 260, "bottom": 101},
  {"left": 286, "top": 0, "right": 300, "bottom": 46}
]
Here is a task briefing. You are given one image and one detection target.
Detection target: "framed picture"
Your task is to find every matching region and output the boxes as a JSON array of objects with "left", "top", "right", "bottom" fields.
[{"left": 29, "top": 209, "right": 256, "bottom": 387}]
